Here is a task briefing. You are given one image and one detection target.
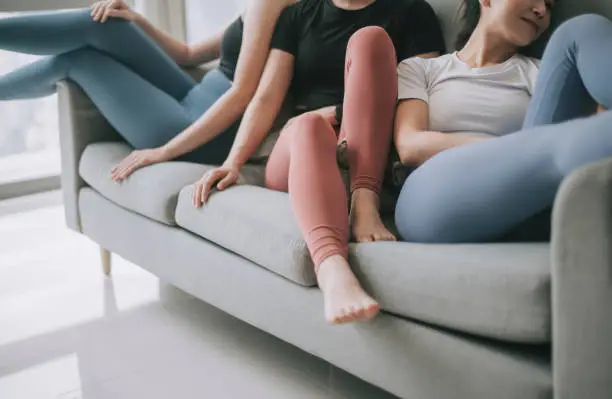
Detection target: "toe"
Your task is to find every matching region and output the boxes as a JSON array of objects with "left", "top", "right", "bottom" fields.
[
  {"left": 354, "top": 306, "right": 367, "bottom": 320},
  {"left": 357, "top": 234, "right": 374, "bottom": 243},
  {"left": 364, "top": 303, "right": 380, "bottom": 319}
]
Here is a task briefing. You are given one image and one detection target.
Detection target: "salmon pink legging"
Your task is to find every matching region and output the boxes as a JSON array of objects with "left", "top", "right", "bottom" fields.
[{"left": 265, "top": 27, "right": 398, "bottom": 270}]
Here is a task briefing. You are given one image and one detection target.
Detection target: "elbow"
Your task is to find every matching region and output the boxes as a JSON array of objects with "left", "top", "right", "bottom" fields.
[
  {"left": 396, "top": 131, "right": 438, "bottom": 167},
  {"left": 395, "top": 135, "right": 423, "bottom": 167},
  {"left": 397, "top": 144, "right": 421, "bottom": 167},
  {"left": 177, "top": 45, "right": 192, "bottom": 67}
]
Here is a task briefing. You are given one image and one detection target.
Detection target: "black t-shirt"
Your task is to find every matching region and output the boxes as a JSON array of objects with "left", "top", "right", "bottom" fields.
[
  {"left": 219, "top": 17, "right": 243, "bottom": 81},
  {"left": 271, "top": 0, "right": 445, "bottom": 111}
]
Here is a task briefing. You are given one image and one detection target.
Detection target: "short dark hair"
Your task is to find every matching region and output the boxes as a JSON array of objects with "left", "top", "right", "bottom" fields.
[{"left": 454, "top": 0, "right": 560, "bottom": 57}]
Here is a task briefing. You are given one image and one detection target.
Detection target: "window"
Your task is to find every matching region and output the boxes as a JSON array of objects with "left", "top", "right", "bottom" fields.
[
  {"left": 186, "top": 0, "right": 247, "bottom": 42},
  {"left": 0, "top": 13, "right": 61, "bottom": 196}
]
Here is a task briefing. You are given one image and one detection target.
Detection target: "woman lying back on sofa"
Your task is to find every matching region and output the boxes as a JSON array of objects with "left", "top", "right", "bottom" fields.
[
  {"left": 0, "top": 0, "right": 295, "bottom": 171},
  {"left": 192, "top": 0, "right": 446, "bottom": 325},
  {"left": 393, "top": 0, "right": 612, "bottom": 245}
]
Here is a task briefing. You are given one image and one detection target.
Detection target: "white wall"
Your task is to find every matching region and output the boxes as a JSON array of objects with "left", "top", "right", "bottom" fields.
[{"left": 186, "top": 0, "right": 248, "bottom": 43}]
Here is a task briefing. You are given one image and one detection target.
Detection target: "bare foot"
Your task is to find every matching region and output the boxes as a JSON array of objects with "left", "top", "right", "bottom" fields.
[
  {"left": 597, "top": 105, "right": 607, "bottom": 114},
  {"left": 318, "top": 255, "right": 380, "bottom": 324},
  {"left": 350, "top": 188, "right": 396, "bottom": 243}
]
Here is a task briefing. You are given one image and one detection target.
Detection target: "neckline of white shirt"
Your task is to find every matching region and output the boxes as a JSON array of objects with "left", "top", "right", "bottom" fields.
[{"left": 451, "top": 51, "right": 521, "bottom": 74}]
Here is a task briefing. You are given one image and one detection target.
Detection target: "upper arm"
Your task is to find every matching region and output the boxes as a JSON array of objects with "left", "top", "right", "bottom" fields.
[
  {"left": 394, "top": 99, "right": 429, "bottom": 143},
  {"left": 395, "top": 58, "right": 431, "bottom": 155},
  {"left": 251, "top": 49, "right": 295, "bottom": 107},
  {"left": 232, "top": 0, "right": 295, "bottom": 95},
  {"left": 397, "top": 0, "right": 446, "bottom": 61}
]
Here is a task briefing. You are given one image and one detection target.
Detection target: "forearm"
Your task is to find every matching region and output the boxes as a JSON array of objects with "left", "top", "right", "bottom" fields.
[
  {"left": 133, "top": 14, "right": 190, "bottom": 65},
  {"left": 224, "top": 99, "right": 283, "bottom": 168},
  {"left": 160, "top": 87, "right": 252, "bottom": 160},
  {"left": 397, "top": 131, "right": 490, "bottom": 167}
]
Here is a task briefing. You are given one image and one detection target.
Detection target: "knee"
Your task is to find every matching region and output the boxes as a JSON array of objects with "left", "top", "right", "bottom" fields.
[
  {"left": 289, "top": 113, "right": 336, "bottom": 150},
  {"left": 394, "top": 183, "right": 460, "bottom": 243},
  {"left": 347, "top": 26, "right": 396, "bottom": 61},
  {"left": 86, "top": 13, "right": 139, "bottom": 44},
  {"left": 553, "top": 14, "right": 612, "bottom": 42}
]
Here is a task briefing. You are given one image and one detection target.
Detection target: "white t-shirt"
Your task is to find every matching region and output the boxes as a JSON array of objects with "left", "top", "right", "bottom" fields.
[{"left": 397, "top": 53, "right": 540, "bottom": 137}]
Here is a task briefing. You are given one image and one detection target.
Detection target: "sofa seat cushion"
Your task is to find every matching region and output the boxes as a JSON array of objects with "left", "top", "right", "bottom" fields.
[
  {"left": 350, "top": 242, "right": 550, "bottom": 343},
  {"left": 175, "top": 184, "right": 551, "bottom": 343},
  {"left": 176, "top": 185, "right": 317, "bottom": 286},
  {"left": 79, "top": 142, "right": 265, "bottom": 225}
]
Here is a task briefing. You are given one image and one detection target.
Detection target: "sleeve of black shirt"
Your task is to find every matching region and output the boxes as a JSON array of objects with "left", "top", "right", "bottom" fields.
[
  {"left": 270, "top": 5, "right": 300, "bottom": 55},
  {"left": 397, "top": 0, "right": 446, "bottom": 61}
]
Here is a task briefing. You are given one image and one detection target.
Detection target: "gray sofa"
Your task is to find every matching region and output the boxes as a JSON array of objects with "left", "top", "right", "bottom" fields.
[{"left": 57, "top": 1, "right": 612, "bottom": 398}]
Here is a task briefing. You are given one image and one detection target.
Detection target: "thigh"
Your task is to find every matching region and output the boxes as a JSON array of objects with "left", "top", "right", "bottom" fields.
[
  {"left": 86, "top": 13, "right": 196, "bottom": 100},
  {"left": 65, "top": 48, "right": 194, "bottom": 149},
  {"left": 0, "top": 8, "right": 195, "bottom": 99},
  {"left": 396, "top": 111, "right": 612, "bottom": 243},
  {"left": 265, "top": 120, "right": 294, "bottom": 192}
]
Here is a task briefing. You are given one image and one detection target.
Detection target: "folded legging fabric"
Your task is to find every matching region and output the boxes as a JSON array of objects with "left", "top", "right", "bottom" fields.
[
  {"left": 265, "top": 27, "right": 398, "bottom": 268},
  {"left": 395, "top": 14, "right": 612, "bottom": 243},
  {"left": 0, "top": 8, "right": 239, "bottom": 164}
]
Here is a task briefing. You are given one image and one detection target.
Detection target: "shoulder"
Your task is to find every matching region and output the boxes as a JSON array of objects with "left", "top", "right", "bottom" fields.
[
  {"left": 513, "top": 54, "right": 540, "bottom": 90},
  {"left": 512, "top": 54, "right": 541, "bottom": 78}
]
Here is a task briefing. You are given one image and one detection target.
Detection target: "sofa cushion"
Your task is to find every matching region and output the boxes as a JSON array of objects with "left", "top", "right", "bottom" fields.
[
  {"left": 79, "top": 142, "right": 265, "bottom": 225},
  {"left": 175, "top": 184, "right": 550, "bottom": 343},
  {"left": 350, "top": 242, "right": 550, "bottom": 343},
  {"left": 175, "top": 185, "right": 317, "bottom": 286}
]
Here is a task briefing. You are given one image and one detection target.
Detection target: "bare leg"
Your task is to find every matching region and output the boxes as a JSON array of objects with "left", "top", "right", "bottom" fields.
[
  {"left": 350, "top": 188, "right": 396, "bottom": 242},
  {"left": 317, "top": 255, "right": 380, "bottom": 324}
]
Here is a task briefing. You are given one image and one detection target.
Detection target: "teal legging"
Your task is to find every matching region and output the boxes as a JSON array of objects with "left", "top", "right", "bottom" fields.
[
  {"left": 395, "top": 14, "right": 612, "bottom": 243},
  {"left": 0, "top": 8, "right": 239, "bottom": 164}
]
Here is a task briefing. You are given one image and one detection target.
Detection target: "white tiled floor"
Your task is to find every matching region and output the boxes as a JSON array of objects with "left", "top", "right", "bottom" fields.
[{"left": 0, "top": 191, "right": 396, "bottom": 399}]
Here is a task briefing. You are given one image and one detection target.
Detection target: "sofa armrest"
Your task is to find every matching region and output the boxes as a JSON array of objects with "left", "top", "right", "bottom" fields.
[
  {"left": 552, "top": 157, "right": 612, "bottom": 399},
  {"left": 58, "top": 80, "right": 121, "bottom": 232},
  {"left": 57, "top": 63, "right": 216, "bottom": 232}
]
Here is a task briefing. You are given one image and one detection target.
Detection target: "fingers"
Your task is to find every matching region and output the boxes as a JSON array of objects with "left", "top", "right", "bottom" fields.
[
  {"left": 90, "top": 2, "right": 103, "bottom": 20},
  {"left": 101, "top": 1, "right": 114, "bottom": 23},
  {"left": 192, "top": 180, "right": 204, "bottom": 208},
  {"left": 192, "top": 170, "right": 225, "bottom": 208},
  {"left": 202, "top": 171, "right": 222, "bottom": 204},
  {"left": 193, "top": 172, "right": 214, "bottom": 208},
  {"left": 216, "top": 172, "right": 236, "bottom": 190},
  {"left": 93, "top": 2, "right": 108, "bottom": 22},
  {"left": 111, "top": 154, "right": 141, "bottom": 181},
  {"left": 113, "top": 159, "right": 140, "bottom": 181},
  {"left": 101, "top": 7, "right": 111, "bottom": 23}
]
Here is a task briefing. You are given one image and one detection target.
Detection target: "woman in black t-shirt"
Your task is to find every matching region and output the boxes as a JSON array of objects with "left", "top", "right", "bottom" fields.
[
  {"left": 194, "top": 0, "right": 445, "bottom": 324},
  {"left": 0, "top": 0, "right": 294, "bottom": 176}
]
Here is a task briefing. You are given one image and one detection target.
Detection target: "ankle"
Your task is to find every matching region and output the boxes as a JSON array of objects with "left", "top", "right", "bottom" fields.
[
  {"left": 317, "top": 255, "right": 353, "bottom": 288},
  {"left": 351, "top": 188, "right": 380, "bottom": 211}
]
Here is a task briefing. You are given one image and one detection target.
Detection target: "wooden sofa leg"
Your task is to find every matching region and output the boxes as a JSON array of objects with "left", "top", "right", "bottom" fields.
[{"left": 101, "top": 247, "right": 112, "bottom": 276}]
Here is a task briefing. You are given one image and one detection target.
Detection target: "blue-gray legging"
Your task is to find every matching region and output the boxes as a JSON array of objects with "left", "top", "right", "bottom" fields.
[
  {"left": 0, "top": 8, "right": 239, "bottom": 164},
  {"left": 395, "top": 14, "right": 612, "bottom": 243}
]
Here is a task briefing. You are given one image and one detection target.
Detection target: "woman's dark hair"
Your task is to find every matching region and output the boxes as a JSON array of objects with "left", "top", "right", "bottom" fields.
[
  {"left": 454, "top": 0, "right": 560, "bottom": 57},
  {"left": 455, "top": 0, "right": 481, "bottom": 51}
]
